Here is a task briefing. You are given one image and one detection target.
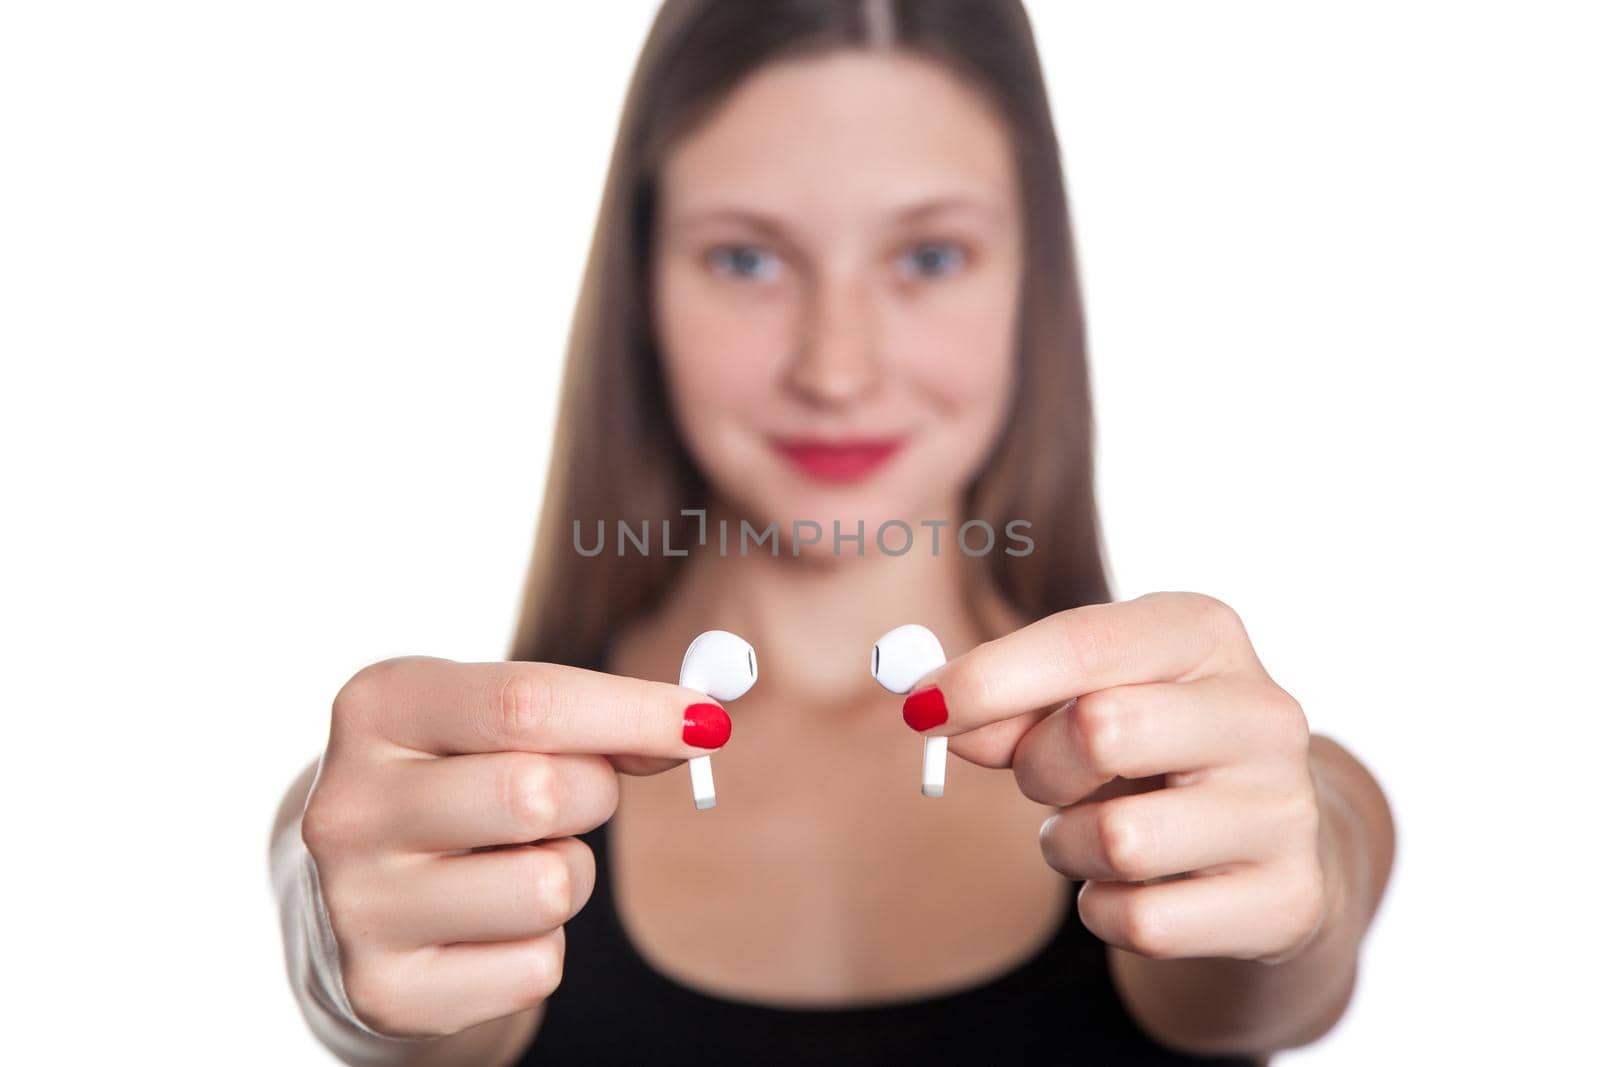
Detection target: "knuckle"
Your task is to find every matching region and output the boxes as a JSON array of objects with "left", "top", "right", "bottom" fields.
[
  {"left": 531, "top": 851, "right": 574, "bottom": 920},
  {"left": 1121, "top": 894, "right": 1178, "bottom": 959},
  {"left": 1059, "top": 609, "right": 1117, "bottom": 682},
  {"left": 1071, "top": 693, "right": 1124, "bottom": 779},
  {"left": 497, "top": 668, "right": 555, "bottom": 740},
  {"left": 564, "top": 841, "right": 597, "bottom": 912},
  {"left": 503, "top": 758, "right": 559, "bottom": 839},
  {"left": 578, "top": 755, "right": 622, "bottom": 822},
  {"left": 331, "top": 662, "right": 389, "bottom": 728},
  {"left": 298, "top": 797, "right": 338, "bottom": 856},
  {"left": 343, "top": 656, "right": 419, "bottom": 704},
  {"left": 340, "top": 957, "right": 406, "bottom": 1033},
  {"left": 1145, "top": 589, "right": 1198, "bottom": 616},
  {"left": 1167, "top": 591, "right": 1243, "bottom": 642},
  {"left": 300, "top": 782, "right": 364, "bottom": 857},
  {"left": 959, "top": 720, "right": 1022, "bottom": 772},
  {"left": 1201, "top": 594, "right": 1246, "bottom": 640},
  {"left": 1037, "top": 812, "right": 1057, "bottom": 847},
  {"left": 317, "top": 877, "right": 374, "bottom": 947},
  {"left": 518, "top": 934, "right": 566, "bottom": 1005},
  {"left": 1281, "top": 866, "right": 1327, "bottom": 947},
  {"left": 1036, "top": 814, "right": 1064, "bottom": 868},
  {"left": 1269, "top": 690, "right": 1312, "bottom": 755},
  {"left": 1280, "top": 787, "right": 1322, "bottom": 848},
  {"left": 1032, "top": 625, "right": 1078, "bottom": 690},
  {"left": 1097, "top": 802, "right": 1150, "bottom": 880},
  {"left": 1013, "top": 755, "right": 1056, "bottom": 805},
  {"left": 615, "top": 689, "right": 656, "bottom": 748},
  {"left": 331, "top": 657, "right": 431, "bottom": 739}
]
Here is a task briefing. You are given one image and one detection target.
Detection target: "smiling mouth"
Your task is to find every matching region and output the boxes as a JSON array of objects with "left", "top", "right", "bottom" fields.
[{"left": 770, "top": 436, "right": 906, "bottom": 483}]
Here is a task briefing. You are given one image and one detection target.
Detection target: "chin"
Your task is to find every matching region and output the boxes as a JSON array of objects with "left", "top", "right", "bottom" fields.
[{"left": 732, "top": 482, "right": 952, "bottom": 563}]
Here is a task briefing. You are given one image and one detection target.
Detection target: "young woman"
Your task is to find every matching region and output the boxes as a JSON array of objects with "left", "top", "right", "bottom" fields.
[{"left": 270, "top": 2, "right": 1395, "bottom": 1063}]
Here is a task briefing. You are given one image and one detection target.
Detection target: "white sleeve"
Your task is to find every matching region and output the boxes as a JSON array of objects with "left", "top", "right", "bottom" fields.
[{"left": 270, "top": 812, "right": 429, "bottom": 1066}]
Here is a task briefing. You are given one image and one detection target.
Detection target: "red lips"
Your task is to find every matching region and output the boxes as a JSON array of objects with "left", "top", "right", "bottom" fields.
[{"left": 772, "top": 437, "right": 905, "bottom": 483}]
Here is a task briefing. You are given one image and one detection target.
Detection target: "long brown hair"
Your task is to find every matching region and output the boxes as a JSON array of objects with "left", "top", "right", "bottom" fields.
[{"left": 510, "top": 0, "right": 1110, "bottom": 669}]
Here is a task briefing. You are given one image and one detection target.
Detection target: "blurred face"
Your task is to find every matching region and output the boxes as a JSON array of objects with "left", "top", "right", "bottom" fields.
[{"left": 652, "top": 49, "right": 1022, "bottom": 554}]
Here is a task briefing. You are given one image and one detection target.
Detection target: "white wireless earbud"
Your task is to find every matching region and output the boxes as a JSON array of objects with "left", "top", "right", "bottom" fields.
[
  {"left": 679, "top": 629, "right": 758, "bottom": 811},
  {"left": 871, "top": 624, "right": 948, "bottom": 798}
]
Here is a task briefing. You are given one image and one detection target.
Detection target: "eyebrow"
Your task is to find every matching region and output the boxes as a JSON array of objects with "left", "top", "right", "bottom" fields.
[
  {"left": 891, "top": 194, "right": 1009, "bottom": 226},
  {"left": 664, "top": 194, "right": 1009, "bottom": 236}
]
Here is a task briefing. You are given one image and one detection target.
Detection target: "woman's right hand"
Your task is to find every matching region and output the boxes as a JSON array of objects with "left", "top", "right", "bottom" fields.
[{"left": 299, "top": 655, "right": 731, "bottom": 1039}]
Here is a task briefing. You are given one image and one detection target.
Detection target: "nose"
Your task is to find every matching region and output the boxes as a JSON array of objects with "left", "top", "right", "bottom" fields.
[{"left": 785, "top": 272, "right": 883, "bottom": 407}]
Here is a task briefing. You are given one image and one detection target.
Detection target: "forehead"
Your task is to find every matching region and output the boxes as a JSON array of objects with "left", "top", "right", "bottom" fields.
[{"left": 658, "top": 49, "right": 1016, "bottom": 224}]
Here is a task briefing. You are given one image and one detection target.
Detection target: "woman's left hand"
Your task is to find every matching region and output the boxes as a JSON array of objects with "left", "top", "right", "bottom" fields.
[{"left": 909, "top": 591, "right": 1330, "bottom": 964}]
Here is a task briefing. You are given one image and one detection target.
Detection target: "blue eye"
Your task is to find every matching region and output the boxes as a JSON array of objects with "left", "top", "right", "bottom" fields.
[
  {"left": 707, "top": 245, "right": 781, "bottom": 282},
  {"left": 898, "top": 241, "right": 967, "bottom": 280}
]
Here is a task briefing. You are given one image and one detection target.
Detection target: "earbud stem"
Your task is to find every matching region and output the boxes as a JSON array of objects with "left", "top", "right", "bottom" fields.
[
  {"left": 921, "top": 736, "right": 947, "bottom": 798},
  {"left": 689, "top": 754, "right": 716, "bottom": 811}
]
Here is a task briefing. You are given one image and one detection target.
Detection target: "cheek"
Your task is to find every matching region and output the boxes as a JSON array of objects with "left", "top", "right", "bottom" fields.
[
  {"left": 654, "top": 261, "right": 792, "bottom": 455},
  {"left": 895, "top": 273, "right": 1018, "bottom": 419},
  {"left": 885, "top": 270, "right": 1019, "bottom": 511}
]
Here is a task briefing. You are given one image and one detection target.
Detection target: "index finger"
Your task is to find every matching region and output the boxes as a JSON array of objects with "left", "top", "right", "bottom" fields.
[
  {"left": 337, "top": 656, "right": 731, "bottom": 759},
  {"left": 909, "top": 592, "right": 1257, "bottom": 737}
]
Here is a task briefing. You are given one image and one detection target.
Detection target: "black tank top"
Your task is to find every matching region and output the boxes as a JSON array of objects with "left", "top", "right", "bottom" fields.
[{"left": 519, "top": 816, "right": 1257, "bottom": 1065}]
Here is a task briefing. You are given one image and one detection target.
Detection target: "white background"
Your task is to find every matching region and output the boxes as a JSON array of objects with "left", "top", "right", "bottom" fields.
[{"left": 2, "top": 2, "right": 1595, "bottom": 1062}]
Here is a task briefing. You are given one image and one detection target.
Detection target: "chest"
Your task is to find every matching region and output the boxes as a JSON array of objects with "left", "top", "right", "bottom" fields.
[{"left": 609, "top": 756, "right": 1068, "bottom": 1007}]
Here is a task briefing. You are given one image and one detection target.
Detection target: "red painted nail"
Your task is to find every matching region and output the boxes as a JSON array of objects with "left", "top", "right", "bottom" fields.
[
  {"left": 902, "top": 686, "right": 948, "bottom": 731},
  {"left": 682, "top": 702, "right": 732, "bottom": 749}
]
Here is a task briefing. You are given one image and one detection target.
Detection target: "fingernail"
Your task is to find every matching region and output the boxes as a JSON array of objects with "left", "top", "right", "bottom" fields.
[
  {"left": 902, "top": 686, "right": 948, "bottom": 731},
  {"left": 683, "top": 702, "right": 732, "bottom": 749}
]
